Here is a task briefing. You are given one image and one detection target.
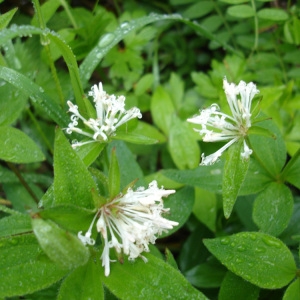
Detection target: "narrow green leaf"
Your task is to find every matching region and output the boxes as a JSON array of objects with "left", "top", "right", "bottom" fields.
[
  {"left": 0, "top": 66, "right": 68, "bottom": 127},
  {"left": 227, "top": 5, "right": 254, "bottom": 18},
  {"left": 284, "top": 152, "right": 300, "bottom": 189},
  {"left": 113, "top": 131, "right": 159, "bottom": 145},
  {"left": 0, "top": 213, "right": 32, "bottom": 238},
  {"left": 57, "top": 257, "right": 104, "bottom": 300},
  {"left": 53, "top": 128, "right": 97, "bottom": 208},
  {"left": 257, "top": 8, "right": 289, "bottom": 21},
  {"left": 76, "top": 142, "right": 106, "bottom": 167},
  {"left": 0, "top": 126, "right": 45, "bottom": 163},
  {"left": 223, "top": 140, "right": 249, "bottom": 218},
  {"left": 168, "top": 116, "right": 200, "bottom": 169},
  {"left": 283, "top": 278, "right": 300, "bottom": 300},
  {"left": 151, "top": 86, "right": 175, "bottom": 135},
  {"left": 253, "top": 182, "right": 293, "bottom": 236},
  {"left": 204, "top": 232, "right": 297, "bottom": 289},
  {"left": 80, "top": 14, "right": 235, "bottom": 86},
  {"left": 108, "top": 148, "right": 120, "bottom": 199},
  {"left": 0, "top": 233, "right": 68, "bottom": 298},
  {"left": 165, "top": 248, "right": 179, "bottom": 270},
  {"left": 0, "top": 8, "right": 17, "bottom": 29},
  {"left": 219, "top": 272, "right": 260, "bottom": 300},
  {"left": 100, "top": 253, "right": 208, "bottom": 300},
  {"left": 32, "top": 218, "right": 90, "bottom": 270}
]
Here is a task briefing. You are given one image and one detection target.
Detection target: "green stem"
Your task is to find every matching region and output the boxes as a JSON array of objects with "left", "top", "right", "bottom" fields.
[
  {"left": 27, "top": 108, "right": 54, "bottom": 155},
  {"left": 59, "top": 0, "right": 78, "bottom": 29},
  {"left": 280, "top": 147, "right": 300, "bottom": 182},
  {"left": 250, "top": 0, "right": 259, "bottom": 55},
  {"left": 6, "top": 162, "right": 40, "bottom": 204}
]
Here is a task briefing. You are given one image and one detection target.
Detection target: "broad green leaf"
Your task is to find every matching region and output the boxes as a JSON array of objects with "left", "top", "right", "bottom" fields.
[
  {"left": 283, "top": 278, "right": 300, "bottom": 300},
  {"left": 162, "top": 161, "right": 224, "bottom": 193},
  {"left": 39, "top": 205, "right": 96, "bottom": 235},
  {"left": 204, "top": 232, "right": 297, "bottom": 289},
  {"left": 32, "top": 218, "right": 90, "bottom": 270},
  {"left": 100, "top": 253, "right": 208, "bottom": 300},
  {"left": 0, "top": 126, "right": 45, "bottom": 163},
  {"left": 53, "top": 128, "right": 97, "bottom": 208},
  {"left": 284, "top": 152, "right": 300, "bottom": 189},
  {"left": 227, "top": 5, "right": 254, "bottom": 18},
  {"left": 193, "top": 187, "right": 217, "bottom": 232},
  {"left": 0, "top": 233, "right": 68, "bottom": 298},
  {"left": 167, "top": 72, "right": 184, "bottom": 110},
  {"left": 108, "top": 148, "right": 120, "bottom": 199},
  {"left": 0, "top": 213, "right": 31, "bottom": 238},
  {"left": 219, "top": 272, "right": 260, "bottom": 300},
  {"left": 184, "top": 257, "right": 227, "bottom": 288},
  {"left": 182, "top": 1, "right": 214, "bottom": 19},
  {"left": 280, "top": 202, "right": 300, "bottom": 246},
  {"left": 220, "top": 0, "right": 249, "bottom": 3},
  {"left": 0, "top": 67, "right": 68, "bottom": 127},
  {"left": 57, "top": 257, "right": 104, "bottom": 300},
  {"left": 191, "top": 72, "right": 219, "bottom": 99},
  {"left": 151, "top": 86, "right": 175, "bottom": 135},
  {"left": 223, "top": 140, "right": 249, "bottom": 218},
  {"left": 253, "top": 183, "right": 293, "bottom": 236},
  {"left": 239, "top": 158, "right": 272, "bottom": 195},
  {"left": 168, "top": 116, "right": 200, "bottom": 169},
  {"left": 249, "top": 120, "right": 286, "bottom": 177},
  {"left": 257, "top": 8, "right": 289, "bottom": 21},
  {"left": 0, "top": 8, "right": 17, "bottom": 29},
  {"left": 159, "top": 186, "right": 194, "bottom": 238}
]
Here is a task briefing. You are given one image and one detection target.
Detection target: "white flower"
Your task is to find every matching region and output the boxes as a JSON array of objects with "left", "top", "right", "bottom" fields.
[
  {"left": 187, "top": 78, "right": 259, "bottom": 165},
  {"left": 77, "top": 180, "right": 178, "bottom": 276},
  {"left": 66, "top": 83, "right": 142, "bottom": 148}
]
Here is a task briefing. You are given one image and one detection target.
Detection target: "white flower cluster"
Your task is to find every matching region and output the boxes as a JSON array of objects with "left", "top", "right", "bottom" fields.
[
  {"left": 188, "top": 78, "right": 259, "bottom": 165},
  {"left": 66, "top": 83, "right": 142, "bottom": 148},
  {"left": 78, "top": 180, "right": 178, "bottom": 276}
]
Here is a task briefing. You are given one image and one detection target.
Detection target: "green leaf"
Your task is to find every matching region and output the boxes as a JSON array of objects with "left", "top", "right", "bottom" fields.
[
  {"left": 182, "top": 1, "right": 214, "bottom": 19},
  {"left": 193, "top": 187, "right": 217, "bottom": 232},
  {"left": 204, "top": 232, "right": 297, "bottom": 289},
  {"left": 168, "top": 72, "right": 184, "bottom": 110},
  {"left": 184, "top": 258, "right": 227, "bottom": 288},
  {"left": 257, "top": 8, "right": 289, "bottom": 21},
  {"left": 53, "top": 128, "right": 97, "bottom": 208},
  {"left": 0, "top": 8, "right": 17, "bottom": 29},
  {"left": 39, "top": 205, "right": 96, "bottom": 234},
  {"left": 32, "top": 218, "right": 90, "bottom": 270},
  {"left": 0, "top": 233, "right": 68, "bottom": 298},
  {"left": 108, "top": 141, "right": 145, "bottom": 189},
  {"left": 253, "top": 182, "right": 293, "bottom": 236},
  {"left": 80, "top": 14, "right": 235, "bottom": 86},
  {"left": 284, "top": 153, "right": 300, "bottom": 189},
  {"left": 100, "top": 253, "right": 208, "bottom": 300},
  {"left": 151, "top": 86, "right": 175, "bottom": 135},
  {"left": 249, "top": 119, "right": 286, "bottom": 177},
  {"left": 223, "top": 140, "right": 250, "bottom": 218},
  {"left": 108, "top": 148, "right": 120, "bottom": 199},
  {"left": 159, "top": 186, "right": 194, "bottom": 238},
  {"left": 113, "top": 131, "right": 159, "bottom": 145},
  {"left": 283, "top": 278, "right": 300, "bottom": 300},
  {"left": 76, "top": 142, "right": 106, "bottom": 167},
  {"left": 0, "top": 66, "right": 68, "bottom": 127},
  {"left": 220, "top": 0, "right": 249, "bottom": 3},
  {"left": 227, "top": 5, "right": 254, "bottom": 18},
  {"left": 57, "top": 257, "right": 104, "bottom": 300},
  {"left": 0, "top": 126, "right": 45, "bottom": 163},
  {"left": 168, "top": 116, "right": 200, "bottom": 169},
  {"left": 0, "top": 213, "right": 32, "bottom": 238},
  {"left": 219, "top": 272, "right": 260, "bottom": 300},
  {"left": 162, "top": 161, "right": 224, "bottom": 193}
]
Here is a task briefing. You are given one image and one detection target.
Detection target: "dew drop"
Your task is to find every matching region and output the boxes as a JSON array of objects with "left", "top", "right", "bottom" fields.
[
  {"left": 254, "top": 247, "right": 266, "bottom": 253},
  {"left": 230, "top": 242, "right": 236, "bottom": 247},
  {"left": 235, "top": 258, "right": 243, "bottom": 263},
  {"left": 249, "top": 233, "right": 257, "bottom": 240},
  {"left": 9, "top": 238, "right": 18, "bottom": 245},
  {"left": 220, "top": 237, "right": 230, "bottom": 245},
  {"left": 237, "top": 245, "right": 246, "bottom": 252},
  {"left": 98, "top": 33, "right": 115, "bottom": 48},
  {"left": 262, "top": 237, "right": 281, "bottom": 248},
  {"left": 120, "top": 21, "right": 129, "bottom": 28},
  {"left": 39, "top": 87, "right": 44, "bottom": 93}
]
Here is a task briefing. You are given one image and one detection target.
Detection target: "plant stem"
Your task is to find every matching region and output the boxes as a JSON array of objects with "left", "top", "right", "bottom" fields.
[{"left": 6, "top": 162, "right": 40, "bottom": 204}]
